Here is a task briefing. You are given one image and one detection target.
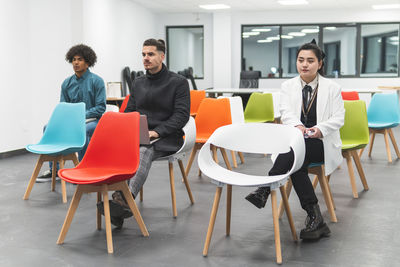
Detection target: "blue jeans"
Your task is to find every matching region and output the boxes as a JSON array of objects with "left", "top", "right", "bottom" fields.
[{"left": 45, "top": 119, "right": 99, "bottom": 171}]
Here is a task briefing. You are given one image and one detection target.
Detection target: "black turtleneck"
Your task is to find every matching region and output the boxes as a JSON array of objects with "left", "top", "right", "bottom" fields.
[{"left": 125, "top": 64, "right": 190, "bottom": 152}]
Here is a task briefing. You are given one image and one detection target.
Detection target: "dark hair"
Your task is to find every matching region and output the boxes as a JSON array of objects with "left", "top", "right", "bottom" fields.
[
  {"left": 143, "top": 38, "right": 166, "bottom": 54},
  {"left": 65, "top": 44, "right": 97, "bottom": 67},
  {"left": 296, "top": 41, "right": 325, "bottom": 75}
]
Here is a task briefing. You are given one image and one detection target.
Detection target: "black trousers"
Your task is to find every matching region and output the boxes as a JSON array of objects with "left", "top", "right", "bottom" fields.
[{"left": 269, "top": 138, "right": 324, "bottom": 210}]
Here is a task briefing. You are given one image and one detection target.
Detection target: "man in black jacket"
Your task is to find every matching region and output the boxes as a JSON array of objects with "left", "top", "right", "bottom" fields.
[{"left": 98, "top": 38, "right": 190, "bottom": 228}]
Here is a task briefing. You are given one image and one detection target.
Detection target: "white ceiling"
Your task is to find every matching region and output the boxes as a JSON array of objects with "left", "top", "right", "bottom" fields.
[{"left": 130, "top": 0, "right": 400, "bottom": 13}]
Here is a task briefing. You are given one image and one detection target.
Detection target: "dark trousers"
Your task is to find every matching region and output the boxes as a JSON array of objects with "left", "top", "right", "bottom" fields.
[{"left": 269, "top": 138, "right": 324, "bottom": 210}]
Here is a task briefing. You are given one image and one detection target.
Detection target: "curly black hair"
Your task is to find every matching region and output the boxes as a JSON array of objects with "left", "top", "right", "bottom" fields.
[{"left": 65, "top": 44, "right": 97, "bottom": 67}]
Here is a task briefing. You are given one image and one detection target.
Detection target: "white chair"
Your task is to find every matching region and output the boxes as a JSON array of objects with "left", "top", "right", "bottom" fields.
[
  {"left": 106, "top": 104, "right": 119, "bottom": 112},
  {"left": 140, "top": 116, "right": 196, "bottom": 217},
  {"left": 217, "top": 96, "right": 245, "bottom": 167},
  {"left": 199, "top": 123, "right": 305, "bottom": 264}
]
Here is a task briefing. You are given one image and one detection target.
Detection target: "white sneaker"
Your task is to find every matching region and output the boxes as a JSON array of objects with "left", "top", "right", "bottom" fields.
[{"left": 36, "top": 170, "right": 60, "bottom": 183}]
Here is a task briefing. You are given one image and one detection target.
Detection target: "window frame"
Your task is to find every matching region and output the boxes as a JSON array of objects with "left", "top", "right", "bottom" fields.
[{"left": 241, "top": 22, "right": 400, "bottom": 79}]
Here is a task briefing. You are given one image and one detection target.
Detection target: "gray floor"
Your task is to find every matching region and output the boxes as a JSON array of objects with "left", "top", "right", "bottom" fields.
[{"left": 2, "top": 128, "right": 400, "bottom": 267}]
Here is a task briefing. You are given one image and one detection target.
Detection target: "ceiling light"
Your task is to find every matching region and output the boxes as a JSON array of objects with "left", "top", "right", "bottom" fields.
[
  {"left": 252, "top": 28, "right": 272, "bottom": 32},
  {"left": 301, "top": 28, "right": 319, "bottom": 33},
  {"left": 390, "top": 36, "right": 399, "bottom": 41},
  {"left": 325, "top": 27, "right": 337, "bottom": 31},
  {"left": 288, "top": 32, "right": 306, "bottom": 36},
  {"left": 372, "top": 4, "right": 400, "bottom": 10},
  {"left": 242, "top": 35, "right": 250, "bottom": 39},
  {"left": 243, "top": 32, "right": 260, "bottom": 36},
  {"left": 199, "top": 4, "right": 230, "bottom": 10},
  {"left": 257, "top": 39, "right": 273, "bottom": 43},
  {"left": 267, "top": 36, "right": 280, "bottom": 40},
  {"left": 281, "top": 35, "right": 294, "bottom": 39},
  {"left": 278, "top": 0, "right": 309, "bottom": 5}
]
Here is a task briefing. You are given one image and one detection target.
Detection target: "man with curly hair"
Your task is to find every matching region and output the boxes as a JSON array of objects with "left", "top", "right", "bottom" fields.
[
  {"left": 97, "top": 38, "right": 190, "bottom": 228},
  {"left": 37, "top": 44, "right": 106, "bottom": 181}
]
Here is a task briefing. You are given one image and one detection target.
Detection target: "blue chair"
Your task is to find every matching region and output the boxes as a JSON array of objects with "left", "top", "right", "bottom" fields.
[
  {"left": 359, "top": 93, "right": 400, "bottom": 163},
  {"left": 23, "top": 102, "right": 86, "bottom": 203}
]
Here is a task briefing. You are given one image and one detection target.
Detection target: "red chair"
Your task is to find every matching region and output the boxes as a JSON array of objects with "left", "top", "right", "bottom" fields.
[
  {"left": 56, "top": 112, "right": 149, "bottom": 253},
  {"left": 341, "top": 91, "right": 359, "bottom": 100},
  {"left": 119, "top": 94, "right": 130, "bottom": 112}
]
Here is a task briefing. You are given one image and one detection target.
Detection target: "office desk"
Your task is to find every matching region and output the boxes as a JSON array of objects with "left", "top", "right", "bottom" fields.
[{"left": 106, "top": 97, "right": 125, "bottom": 107}]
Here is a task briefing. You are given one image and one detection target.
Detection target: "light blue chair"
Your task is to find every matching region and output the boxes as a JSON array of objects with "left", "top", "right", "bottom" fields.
[
  {"left": 23, "top": 102, "right": 86, "bottom": 203},
  {"left": 359, "top": 93, "right": 400, "bottom": 162}
]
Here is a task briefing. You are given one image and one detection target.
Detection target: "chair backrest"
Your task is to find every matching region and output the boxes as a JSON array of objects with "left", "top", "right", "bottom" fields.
[
  {"left": 367, "top": 93, "right": 400, "bottom": 124},
  {"left": 239, "top": 71, "right": 261, "bottom": 88},
  {"left": 40, "top": 102, "right": 86, "bottom": 148},
  {"left": 122, "top": 66, "right": 133, "bottom": 96},
  {"left": 218, "top": 96, "right": 245, "bottom": 124},
  {"left": 175, "top": 116, "right": 196, "bottom": 154},
  {"left": 198, "top": 123, "right": 305, "bottom": 187},
  {"left": 190, "top": 90, "right": 206, "bottom": 116},
  {"left": 106, "top": 104, "right": 119, "bottom": 112},
  {"left": 119, "top": 95, "right": 130, "bottom": 112},
  {"left": 341, "top": 91, "right": 360, "bottom": 100},
  {"left": 78, "top": 112, "right": 140, "bottom": 176},
  {"left": 340, "top": 100, "right": 369, "bottom": 145},
  {"left": 195, "top": 98, "right": 232, "bottom": 139},
  {"left": 244, "top": 93, "right": 274, "bottom": 123}
]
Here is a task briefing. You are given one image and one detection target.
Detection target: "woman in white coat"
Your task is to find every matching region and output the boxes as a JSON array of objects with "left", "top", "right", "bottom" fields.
[{"left": 246, "top": 40, "right": 345, "bottom": 240}]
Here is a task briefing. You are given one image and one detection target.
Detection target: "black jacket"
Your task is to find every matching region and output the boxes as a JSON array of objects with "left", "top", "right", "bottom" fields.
[{"left": 125, "top": 64, "right": 190, "bottom": 152}]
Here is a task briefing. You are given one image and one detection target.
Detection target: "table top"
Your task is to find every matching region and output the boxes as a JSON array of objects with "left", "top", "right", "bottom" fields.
[{"left": 106, "top": 97, "right": 125, "bottom": 101}]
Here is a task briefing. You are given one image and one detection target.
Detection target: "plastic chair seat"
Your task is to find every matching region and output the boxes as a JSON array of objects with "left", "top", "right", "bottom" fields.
[
  {"left": 341, "top": 143, "right": 367, "bottom": 151},
  {"left": 59, "top": 168, "right": 130, "bottom": 185},
  {"left": 308, "top": 162, "right": 323, "bottom": 168},
  {"left": 26, "top": 144, "right": 82, "bottom": 155},
  {"left": 368, "top": 122, "right": 399, "bottom": 129}
]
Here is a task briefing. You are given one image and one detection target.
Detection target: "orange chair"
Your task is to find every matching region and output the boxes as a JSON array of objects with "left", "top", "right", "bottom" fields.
[
  {"left": 185, "top": 98, "right": 232, "bottom": 176},
  {"left": 119, "top": 94, "right": 130, "bottom": 112},
  {"left": 190, "top": 90, "right": 206, "bottom": 117},
  {"left": 56, "top": 112, "right": 149, "bottom": 253},
  {"left": 341, "top": 91, "right": 359, "bottom": 100}
]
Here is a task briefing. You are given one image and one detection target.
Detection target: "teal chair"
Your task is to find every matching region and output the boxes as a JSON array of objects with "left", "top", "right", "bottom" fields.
[
  {"left": 244, "top": 93, "right": 274, "bottom": 123},
  {"left": 23, "top": 102, "right": 86, "bottom": 203},
  {"left": 359, "top": 93, "right": 400, "bottom": 162},
  {"left": 340, "top": 100, "right": 370, "bottom": 198}
]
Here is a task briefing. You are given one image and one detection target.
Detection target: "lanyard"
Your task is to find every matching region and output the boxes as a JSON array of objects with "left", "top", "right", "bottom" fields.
[{"left": 301, "top": 84, "right": 318, "bottom": 123}]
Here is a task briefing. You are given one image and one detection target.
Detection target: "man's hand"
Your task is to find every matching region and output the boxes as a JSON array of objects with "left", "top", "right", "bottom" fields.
[{"left": 149, "top": 130, "right": 159, "bottom": 139}]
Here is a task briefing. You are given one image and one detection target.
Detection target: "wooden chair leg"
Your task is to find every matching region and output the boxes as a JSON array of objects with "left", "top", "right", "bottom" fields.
[
  {"left": 325, "top": 175, "right": 335, "bottom": 210},
  {"left": 317, "top": 168, "right": 337, "bottom": 222},
  {"left": 388, "top": 128, "right": 400, "bottom": 159},
  {"left": 51, "top": 159, "right": 57, "bottom": 192},
  {"left": 71, "top": 153, "right": 79, "bottom": 166},
  {"left": 185, "top": 145, "right": 198, "bottom": 177},
  {"left": 178, "top": 160, "right": 194, "bottom": 204},
  {"left": 230, "top": 150, "right": 238, "bottom": 168},
  {"left": 271, "top": 190, "right": 282, "bottom": 264},
  {"left": 120, "top": 182, "right": 149, "bottom": 237},
  {"left": 168, "top": 162, "right": 178, "bottom": 217},
  {"left": 238, "top": 152, "right": 245, "bottom": 164},
  {"left": 57, "top": 185, "right": 84, "bottom": 245},
  {"left": 219, "top": 148, "right": 232, "bottom": 171},
  {"left": 368, "top": 132, "right": 376, "bottom": 158},
  {"left": 226, "top": 185, "right": 232, "bottom": 236},
  {"left": 211, "top": 145, "right": 219, "bottom": 164},
  {"left": 343, "top": 151, "right": 359, "bottom": 198},
  {"left": 384, "top": 129, "right": 393, "bottom": 163},
  {"left": 278, "top": 179, "right": 292, "bottom": 219},
  {"left": 23, "top": 155, "right": 45, "bottom": 200},
  {"left": 102, "top": 187, "right": 114, "bottom": 253},
  {"left": 203, "top": 187, "right": 223, "bottom": 256},
  {"left": 59, "top": 158, "right": 67, "bottom": 203},
  {"left": 351, "top": 150, "right": 369, "bottom": 191},
  {"left": 312, "top": 175, "right": 318, "bottom": 189},
  {"left": 97, "top": 192, "right": 102, "bottom": 230},
  {"left": 279, "top": 186, "right": 298, "bottom": 241}
]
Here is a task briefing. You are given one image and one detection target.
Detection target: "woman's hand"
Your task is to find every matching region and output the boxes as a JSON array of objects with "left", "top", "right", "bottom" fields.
[{"left": 307, "top": 127, "right": 322, "bottom": 138}]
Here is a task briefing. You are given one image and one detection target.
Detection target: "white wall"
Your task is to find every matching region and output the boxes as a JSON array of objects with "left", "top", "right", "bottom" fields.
[{"left": 0, "top": 0, "right": 156, "bottom": 153}]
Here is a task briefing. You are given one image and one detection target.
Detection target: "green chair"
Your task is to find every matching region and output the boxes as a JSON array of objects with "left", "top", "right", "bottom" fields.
[
  {"left": 340, "top": 100, "right": 370, "bottom": 198},
  {"left": 244, "top": 93, "right": 274, "bottom": 123}
]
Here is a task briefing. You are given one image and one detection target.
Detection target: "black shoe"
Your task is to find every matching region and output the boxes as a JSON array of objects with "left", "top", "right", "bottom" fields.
[
  {"left": 300, "top": 204, "right": 331, "bottom": 240},
  {"left": 96, "top": 200, "right": 133, "bottom": 219},
  {"left": 245, "top": 187, "right": 271, "bottom": 209},
  {"left": 111, "top": 216, "right": 124, "bottom": 229},
  {"left": 36, "top": 170, "right": 60, "bottom": 183}
]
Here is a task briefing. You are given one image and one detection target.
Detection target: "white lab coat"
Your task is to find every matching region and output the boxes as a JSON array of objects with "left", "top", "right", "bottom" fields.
[{"left": 280, "top": 74, "right": 345, "bottom": 175}]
